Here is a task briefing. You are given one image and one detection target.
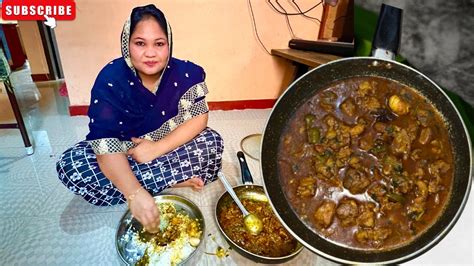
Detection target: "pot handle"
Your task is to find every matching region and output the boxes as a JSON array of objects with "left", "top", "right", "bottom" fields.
[
  {"left": 237, "top": 151, "right": 254, "bottom": 185},
  {"left": 372, "top": 4, "right": 403, "bottom": 60}
]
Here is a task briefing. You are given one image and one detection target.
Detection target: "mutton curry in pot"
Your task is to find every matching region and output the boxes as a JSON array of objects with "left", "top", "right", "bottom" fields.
[{"left": 278, "top": 76, "right": 453, "bottom": 250}]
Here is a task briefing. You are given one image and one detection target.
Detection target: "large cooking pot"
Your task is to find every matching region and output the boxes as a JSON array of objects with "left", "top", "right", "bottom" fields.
[
  {"left": 215, "top": 151, "right": 303, "bottom": 263},
  {"left": 261, "top": 4, "right": 472, "bottom": 264}
]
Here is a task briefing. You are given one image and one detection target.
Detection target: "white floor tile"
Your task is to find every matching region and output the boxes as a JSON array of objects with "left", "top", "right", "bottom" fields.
[{"left": 1, "top": 213, "right": 123, "bottom": 265}]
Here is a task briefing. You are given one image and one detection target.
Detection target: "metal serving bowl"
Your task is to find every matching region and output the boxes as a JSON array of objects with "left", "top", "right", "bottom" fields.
[
  {"left": 215, "top": 184, "right": 304, "bottom": 264},
  {"left": 214, "top": 152, "right": 304, "bottom": 264},
  {"left": 115, "top": 194, "right": 205, "bottom": 265}
]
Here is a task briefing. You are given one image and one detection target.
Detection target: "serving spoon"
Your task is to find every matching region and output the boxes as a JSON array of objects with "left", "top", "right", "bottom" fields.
[{"left": 217, "top": 171, "right": 263, "bottom": 235}]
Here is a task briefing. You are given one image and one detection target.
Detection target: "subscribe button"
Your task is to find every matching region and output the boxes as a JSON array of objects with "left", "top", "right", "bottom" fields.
[{"left": 1, "top": 0, "right": 76, "bottom": 20}]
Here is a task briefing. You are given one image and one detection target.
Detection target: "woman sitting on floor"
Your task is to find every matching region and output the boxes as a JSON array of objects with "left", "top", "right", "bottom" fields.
[{"left": 56, "top": 4, "right": 224, "bottom": 233}]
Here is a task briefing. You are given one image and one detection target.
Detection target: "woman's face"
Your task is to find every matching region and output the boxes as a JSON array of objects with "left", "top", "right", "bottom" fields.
[{"left": 129, "top": 18, "right": 169, "bottom": 79}]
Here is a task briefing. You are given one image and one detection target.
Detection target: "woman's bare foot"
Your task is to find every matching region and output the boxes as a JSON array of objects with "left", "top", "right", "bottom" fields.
[{"left": 174, "top": 177, "right": 204, "bottom": 191}]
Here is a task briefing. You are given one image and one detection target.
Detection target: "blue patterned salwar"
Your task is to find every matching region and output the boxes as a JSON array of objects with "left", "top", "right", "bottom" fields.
[{"left": 57, "top": 128, "right": 222, "bottom": 206}]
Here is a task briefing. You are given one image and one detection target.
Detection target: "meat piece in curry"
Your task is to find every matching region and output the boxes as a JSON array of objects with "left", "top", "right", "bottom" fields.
[{"left": 278, "top": 76, "right": 453, "bottom": 250}]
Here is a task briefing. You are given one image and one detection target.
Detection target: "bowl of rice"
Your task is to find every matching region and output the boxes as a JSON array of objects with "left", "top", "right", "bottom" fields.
[{"left": 116, "top": 194, "right": 205, "bottom": 265}]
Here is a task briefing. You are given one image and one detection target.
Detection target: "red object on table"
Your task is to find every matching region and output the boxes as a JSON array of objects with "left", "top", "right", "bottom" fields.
[{"left": 2, "top": 23, "right": 27, "bottom": 70}]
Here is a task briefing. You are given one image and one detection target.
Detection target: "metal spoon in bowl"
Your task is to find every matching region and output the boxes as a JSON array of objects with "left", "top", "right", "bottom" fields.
[{"left": 217, "top": 171, "right": 263, "bottom": 235}]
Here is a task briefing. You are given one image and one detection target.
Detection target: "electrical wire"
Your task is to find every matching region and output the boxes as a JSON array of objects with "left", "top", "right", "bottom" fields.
[
  {"left": 248, "top": 1, "right": 350, "bottom": 55},
  {"left": 333, "top": 14, "right": 352, "bottom": 23},
  {"left": 271, "top": 0, "right": 323, "bottom": 39},
  {"left": 324, "top": 14, "right": 354, "bottom": 31},
  {"left": 291, "top": 0, "right": 322, "bottom": 23},
  {"left": 275, "top": 0, "right": 296, "bottom": 38},
  {"left": 268, "top": 1, "right": 350, "bottom": 33},
  {"left": 248, "top": 0, "right": 271, "bottom": 55},
  {"left": 267, "top": 0, "right": 323, "bottom": 16}
]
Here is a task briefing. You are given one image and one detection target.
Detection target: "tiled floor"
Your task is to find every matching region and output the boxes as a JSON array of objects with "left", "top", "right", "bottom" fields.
[{"left": 0, "top": 65, "right": 472, "bottom": 265}]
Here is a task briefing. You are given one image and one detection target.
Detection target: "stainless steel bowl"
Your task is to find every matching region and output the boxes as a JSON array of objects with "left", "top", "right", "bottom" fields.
[
  {"left": 115, "top": 194, "right": 205, "bottom": 265},
  {"left": 215, "top": 185, "right": 304, "bottom": 264},
  {"left": 214, "top": 152, "right": 304, "bottom": 264}
]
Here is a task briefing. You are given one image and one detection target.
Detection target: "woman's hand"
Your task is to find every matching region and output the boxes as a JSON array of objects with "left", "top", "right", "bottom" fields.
[
  {"left": 128, "top": 137, "right": 160, "bottom": 163},
  {"left": 127, "top": 188, "right": 160, "bottom": 233}
]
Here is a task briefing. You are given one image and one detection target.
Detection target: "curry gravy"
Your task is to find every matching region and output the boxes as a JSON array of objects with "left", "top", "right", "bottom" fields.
[{"left": 278, "top": 76, "right": 453, "bottom": 250}]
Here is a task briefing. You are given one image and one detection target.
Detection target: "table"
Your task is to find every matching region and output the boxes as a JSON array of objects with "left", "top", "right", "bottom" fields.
[
  {"left": 0, "top": 78, "right": 33, "bottom": 155},
  {"left": 0, "top": 47, "right": 33, "bottom": 155},
  {"left": 271, "top": 48, "right": 342, "bottom": 81}
]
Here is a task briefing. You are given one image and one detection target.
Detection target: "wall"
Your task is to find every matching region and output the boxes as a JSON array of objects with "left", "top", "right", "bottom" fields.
[
  {"left": 16, "top": 21, "right": 49, "bottom": 76},
  {"left": 54, "top": 0, "right": 322, "bottom": 107}
]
